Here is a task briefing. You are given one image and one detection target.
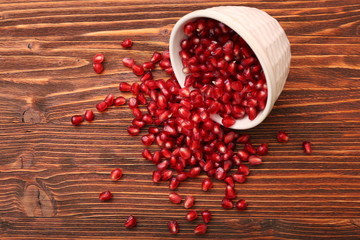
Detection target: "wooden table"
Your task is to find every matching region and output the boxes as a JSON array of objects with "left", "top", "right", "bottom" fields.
[{"left": 1, "top": 0, "right": 359, "bottom": 239}]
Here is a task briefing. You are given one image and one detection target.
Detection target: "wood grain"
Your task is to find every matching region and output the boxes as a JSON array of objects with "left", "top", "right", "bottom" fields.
[{"left": 0, "top": 0, "right": 359, "bottom": 239}]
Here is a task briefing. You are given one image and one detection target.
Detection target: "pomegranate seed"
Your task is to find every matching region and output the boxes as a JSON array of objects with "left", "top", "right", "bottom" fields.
[
  {"left": 168, "top": 220, "right": 179, "bottom": 234},
  {"left": 238, "top": 164, "right": 250, "bottom": 176},
  {"left": 120, "top": 39, "right": 133, "bottom": 48},
  {"left": 119, "top": 82, "right": 132, "bottom": 92},
  {"left": 189, "top": 167, "right": 201, "bottom": 178},
  {"left": 232, "top": 173, "right": 246, "bottom": 183},
  {"left": 128, "top": 126, "right": 140, "bottom": 136},
  {"left": 142, "top": 149, "right": 152, "bottom": 161},
  {"left": 237, "top": 150, "right": 249, "bottom": 161},
  {"left": 202, "top": 178, "right": 213, "bottom": 191},
  {"left": 221, "top": 197, "right": 233, "bottom": 209},
  {"left": 186, "top": 210, "right": 198, "bottom": 221},
  {"left": 169, "top": 177, "right": 180, "bottom": 190},
  {"left": 124, "top": 215, "right": 137, "bottom": 228},
  {"left": 122, "top": 57, "right": 135, "bottom": 68},
  {"left": 110, "top": 168, "right": 123, "bottom": 181},
  {"left": 237, "top": 134, "right": 251, "bottom": 143},
  {"left": 152, "top": 170, "right": 161, "bottom": 183},
  {"left": 257, "top": 143, "right": 269, "bottom": 155},
  {"left": 277, "top": 131, "right": 289, "bottom": 143},
  {"left": 225, "top": 185, "right": 236, "bottom": 199},
  {"left": 84, "top": 110, "right": 95, "bottom": 121},
  {"left": 152, "top": 151, "right": 161, "bottom": 164},
  {"left": 99, "top": 191, "right": 112, "bottom": 201},
  {"left": 303, "top": 141, "right": 312, "bottom": 154},
  {"left": 244, "top": 143, "right": 256, "bottom": 154},
  {"left": 93, "top": 53, "right": 104, "bottom": 64},
  {"left": 141, "top": 134, "right": 155, "bottom": 146},
  {"left": 157, "top": 160, "right": 169, "bottom": 171},
  {"left": 132, "top": 119, "right": 145, "bottom": 128},
  {"left": 215, "top": 167, "right": 226, "bottom": 180},
  {"left": 104, "top": 94, "right": 114, "bottom": 106},
  {"left": 132, "top": 64, "right": 144, "bottom": 76},
  {"left": 248, "top": 155, "right": 262, "bottom": 165},
  {"left": 96, "top": 102, "right": 108, "bottom": 112},
  {"left": 143, "top": 61, "right": 155, "bottom": 71},
  {"left": 150, "top": 52, "right": 162, "bottom": 63},
  {"left": 169, "top": 192, "right": 182, "bottom": 204},
  {"left": 184, "top": 195, "right": 195, "bottom": 209},
  {"left": 194, "top": 224, "right": 207, "bottom": 235},
  {"left": 222, "top": 116, "right": 235, "bottom": 128},
  {"left": 93, "top": 63, "right": 104, "bottom": 74},
  {"left": 71, "top": 115, "right": 83, "bottom": 126},
  {"left": 128, "top": 97, "right": 138, "bottom": 108},
  {"left": 201, "top": 210, "right": 212, "bottom": 223},
  {"left": 224, "top": 176, "right": 235, "bottom": 187},
  {"left": 114, "top": 96, "right": 127, "bottom": 106},
  {"left": 177, "top": 172, "right": 188, "bottom": 181},
  {"left": 235, "top": 199, "right": 247, "bottom": 210}
]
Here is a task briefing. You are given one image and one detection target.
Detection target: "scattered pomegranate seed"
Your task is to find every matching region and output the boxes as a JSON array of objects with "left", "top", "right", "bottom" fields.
[
  {"left": 110, "top": 168, "right": 123, "bottom": 181},
  {"left": 132, "top": 64, "right": 145, "bottom": 76},
  {"left": 119, "top": 82, "right": 132, "bottom": 92},
  {"left": 122, "top": 57, "right": 135, "bottom": 68},
  {"left": 141, "top": 134, "right": 155, "bottom": 146},
  {"left": 96, "top": 101, "right": 108, "bottom": 112},
  {"left": 257, "top": 143, "right": 269, "bottom": 155},
  {"left": 93, "top": 53, "right": 105, "bottom": 64},
  {"left": 224, "top": 175, "right": 235, "bottom": 187},
  {"left": 221, "top": 197, "right": 233, "bottom": 209},
  {"left": 99, "top": 191, "right": 113, "bottom": 201},
  {"left": 225, "top": 185, "right": 236, "bottom": 199},
  {"left": 201, "top": 210, "right": 212, "bottom": 223},
  {"left": 248, "top": 155, "right": 262, "bottom": 165},
  {"left": 222, "top": 116, "right": 236, "bottom": 128},
  {"left": 150, "top": 52, "right": 162, "bottom": 63},
  {"left": 186, "top": 210, "right": 198, "bottom": 221},
  {"left": 184, "top": 195, "right": 195, "bottom": 209},
  {"left": 124, "top": 215, "right": 137, "bottom": 228},
  {"left": 238, "top": 164, "right": 250, "bottom": 176},
  {"left": 104, "top": 94, "right": 115, "bottom": 106},
  {"left": 152, "top": 170, "right": 161, "bottom": 183},
  {"left": 93, "top": 63, "right": 104, "bottom": 74},
  {"left": 169, "top": 177, "right": 180, "bottom": 190},
  {"left": 169, "top": 192, "right": 182, "bottom": 204},
  {"left": 202, "top": 178, "right": 213, "bottom": 191},
  {"left": 127, "top": 126, "right": 140, "bottom": 136},
  {"left": 71, "top": 115, "right": 83, "bottom": 126},
  {"left": 303, "top": 141, "right": 312, "bottom": 154},
  {"left": 237, "top": 134, "right": 251, "bottom": 143},
  {"left": 232, "top": 173, "right": 246, "bottom": 183},
  {"left": 277, "top": 131, "right": 289, "bottom": 143},
  {"left": 168, "top": 220, "right": 179, "bottom": 234},
  {"left": 114, "top": 97, "right": 126, "bottom": 106},
  {"left": 84, "top": 110, "right": 95, "bottom": 121},
  {"left": 120, "top": 39, "right": 133, "bottom": 48},
  {"left": 194, "top": 223, "right": 207, "bottom": 234},
  {"left": 235, "top": 199, "right": 247, "bottom": 210}
]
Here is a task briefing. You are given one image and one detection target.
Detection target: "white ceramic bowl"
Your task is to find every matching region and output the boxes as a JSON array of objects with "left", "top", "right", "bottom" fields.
[{"left": 169, "top": 6, "right": 291, "bottom": 129}]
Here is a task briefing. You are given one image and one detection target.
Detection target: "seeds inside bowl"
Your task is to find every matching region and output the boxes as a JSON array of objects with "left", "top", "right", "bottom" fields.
[{"left": 179, "top": 18, "right": 267, "bottom": 126}]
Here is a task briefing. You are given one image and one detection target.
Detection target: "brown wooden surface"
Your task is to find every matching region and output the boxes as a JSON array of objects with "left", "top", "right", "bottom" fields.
[{"left": 0, "top": 0, "right": 359, "bottom": 239}]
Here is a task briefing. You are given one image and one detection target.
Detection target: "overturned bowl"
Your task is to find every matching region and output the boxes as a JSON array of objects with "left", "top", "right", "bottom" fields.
[{"left": 169, "top": 6, "right": 291, "bottom": 129}]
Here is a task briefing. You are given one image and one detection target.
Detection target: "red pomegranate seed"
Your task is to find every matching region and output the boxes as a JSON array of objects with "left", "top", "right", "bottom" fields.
[
  {"left": 132, "top": 119, "right": 145, "bottom": 128},
  {"left": 119, "top": 82, "right": 132, "bottom": 92},
  {"left": 127, "top": 126, "right": 140, "bottom": 137},
  {"left": 222, "top": 116, "right": 235, "bottom": 128},
  {"left": 141, "top": 134, "right": 155, "bottom": 146},
  {"left": 244, "top": 143, "right": 256, "bottom": 154},
  {"left": 143, "top": 61, "right": 155, "bottom": 71},
  {"left": 201, "top": 210, "right": 212, "bottom": 223},
  {"left": 277, "top": 131, "right": 289, "bottom": 143},
  {"left": 96, "top": 101, "right": 108, "bottom": 112},
  {"left": 132, "top": 64, "right": 144, "bottom": 76},
  {"left": 157, "top": 160, "right": 169, "bottom": 171},
  {"left": 237, "top": 150, "right": 250, "bottom": 161},
  {"left": 303, "top": 141, "right": 312, "bottom": 154},
  {"left": 238, "top": 164, "right": 250, "bottom": 176},
  {"left": 215, "top": 167, "right": 226, "bottom": 180},
  {"left": 248, "top": 155, "right": 262, "bottom": 165},
  {"left": 152, "top": 151, "right": 161, "bottom": 164},
  {"left": 142, "top": 148, "right": 152, "bottom": 161},
  {"left": 189, "top": 166, "right": 201, "bottom": 178},
  {"left": 84, "top": 110, "right": 95, "bottom": 121},
  {"left": 169, "top": 192, "right": 182, "bottom": 204},
  {"left": 224, "top": 176, "right": 235, "bottom": 187},
  {"left": 104, "top": 94, "right": 114, "bottom": 106},
  {"left": 168, "top": 220, "right": 179, "bottom": 234},
  {"left": 177, "top": 172, "right": 188, "bottom": 181},
  {"left": 120, "top": 39, "right": 133, "bottom": 48},
  {"left": 114, "top": 97, "right": 126, "bottom": 106},
  {"left": 152, "top": 170, "right": 161, "bottom": 183},
  {"left": 225, "top": 185, "right": 236, "bottom": 199},
  {"left": 169, "top": 177, "right": 180, "bottom": 190},
  {"left": 150, "top": 52, "right": 162, "bottom": 63},
  {"left": 71, "top": 115, "right": 83, "bottom": 126},
  {"left": 202, "top": 178, "right": 213, "bottom": 191},
  {"left": 124, "top": 215, "right": 137, "bottom": 228},
  {"left": 93, "top": 53, "right": 104, "bottom": 64},
  {"left": 99, "top": 191, "right": 112, "bottom": 201},
  {"left": 184, "top": 195, "right": 195, "bottom": 209},
  {"left": 237, "top": 134, "right": 251, "bottom": 143},
  {"left": 235, "top": 199, "right": 247, "bottom": 210},
  {"left": 194, "top": 224, "right": 207, "bottom": 235},
  {"left": 186, "top": 210, "right": 198, "bottom": 221},
  {"left": 122, "top": 57, "right": 135, "bottom": 68},
  {"left": 221, "top": 197, "right": 233, "bottom": 209},
  {"left": 257, "top": 143, "right": 269, "bottom": 155},
  {"left": 232, "top": 173, "right": 246, "bottom": 183},
  {"left": 110, "top": 168, "right": 123, "bottom": 181},
  {"left": 128, "top": 97, "right": 138, "bottom": 108},
  {"left": 93, "top": 63, "right": 104, "bottom": 74}
]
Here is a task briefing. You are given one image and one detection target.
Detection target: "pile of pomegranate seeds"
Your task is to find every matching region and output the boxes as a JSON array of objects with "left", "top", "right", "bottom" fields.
[
  {"left": 180, "top": 18, "right": 268, "bottom": 126},
  {"left": 71, "top": 32, "right": 311, "bottom": 234}
]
